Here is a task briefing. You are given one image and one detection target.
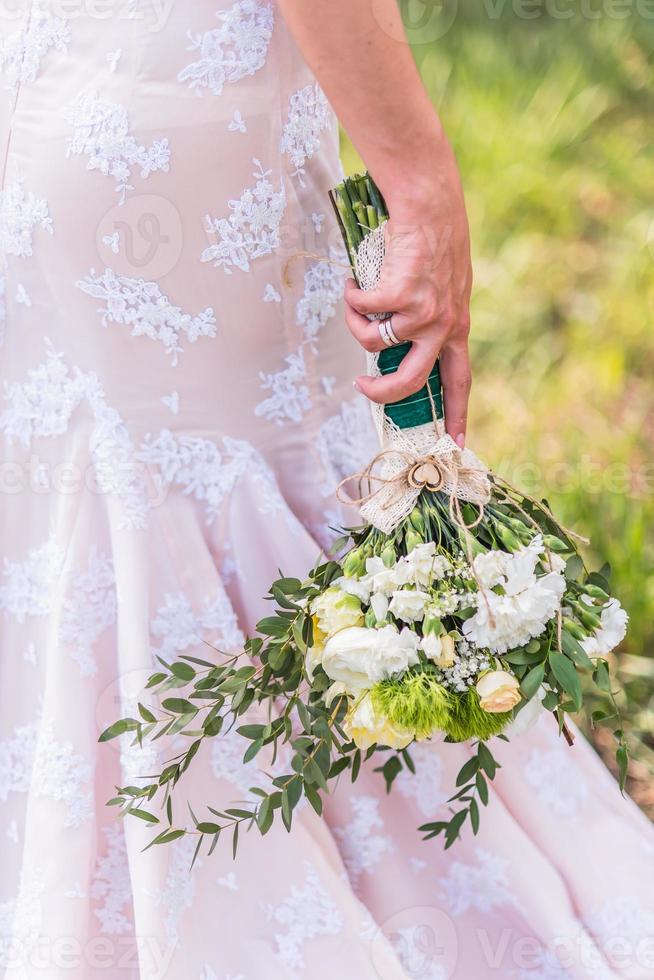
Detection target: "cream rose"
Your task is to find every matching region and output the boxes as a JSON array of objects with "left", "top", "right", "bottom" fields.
[
  {"left": 476, "top": 669, "right": 521, "bottom": 713},
  {"left": 343, "top": 692, "right": 413, "bottom": 750},
  {"left": 420, "top": 632, "right": 456, "bottom": 668},
  {"left": 312, "top": 588, "right": 364, "bottom": 637}
]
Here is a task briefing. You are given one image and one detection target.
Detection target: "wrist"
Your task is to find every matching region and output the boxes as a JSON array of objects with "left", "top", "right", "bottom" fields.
[{"left": 376, "top": 130, "right": 459, "bottom": 218}]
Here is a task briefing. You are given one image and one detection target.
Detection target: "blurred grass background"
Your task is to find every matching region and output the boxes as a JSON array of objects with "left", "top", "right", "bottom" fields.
[{"left": 342, "top": 2, "right": 654, "bottom": 814}]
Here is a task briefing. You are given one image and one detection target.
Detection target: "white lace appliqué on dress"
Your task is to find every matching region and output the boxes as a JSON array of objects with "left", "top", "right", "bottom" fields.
[
  {"left": 523, "top": 742, "right": 590, "bottom": 821},
  {"left": 0, "top": 179, "right": 53, "bottom": 259},
  {"left": 150, "top": 589, "right": 244, "bottom": 661},
  {"left": 0, "top": 869, "right": 44, "bottom": 979},
  {"left": 281, "top": 83, "right": 331, "bottom": 184},
  {"left": 440, "top": 849, "right": 515, "bottom": 917},
  {"left": 137, "top": 429, "right": 295, "bottom": 529},
  {"left": 254, "top": 255, "right": 345, "bottom": 425},
  {"left": 0, "top": 717, "right": 93, "bottom": 827},
  {"left": 0, "top": 7, "right": 70, "bottom": 90},
  {"left": 255, "top": 347, "right": 311, "bottom": 426},
  {"left": 178, "top": 0, "right": 274, "bottom": 97},
  {"left": 265, "top": 862, "right": 343, "bottom": 976},
  {"left": 76, "top": 267, "right": 217, "bottom": 366},
  {"left": 584, "top": 896, "right": 654, "bottom": 959},
  {"left": 64, "top": 91, "right": 171, "bottom": 204},
  {"left": 201, "top": 159, "right": 285, "bottom": 274},
  {"left": 333, "top": 796, "right": 393, "bottom": 889},
  {"left": 91, "top": 824, "right": 133, "bottom": 935},
  {"left": 59, "top": 548, "right": 117, "bottom": 677},
  {"left": 394, "top": 744, "right": 448, "bottom": 818},
  {"left": 315, "top": 396, "right": 379, "bottom": 496},
  {"left": 0, "top": 342, "right": 149, "bottom": 530},
  {"left": 0, "top": 535, "right": 65, "bottom": 624}
]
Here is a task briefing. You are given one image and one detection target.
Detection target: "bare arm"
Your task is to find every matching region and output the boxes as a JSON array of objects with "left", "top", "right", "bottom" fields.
[{"left": 278, "top": 0, "right": 472, "bottom": 446}]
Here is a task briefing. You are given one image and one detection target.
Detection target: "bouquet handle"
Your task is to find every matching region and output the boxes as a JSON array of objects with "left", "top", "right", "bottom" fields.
[{"left": 330, "top": 175, "right": 443, "bottom": 431}]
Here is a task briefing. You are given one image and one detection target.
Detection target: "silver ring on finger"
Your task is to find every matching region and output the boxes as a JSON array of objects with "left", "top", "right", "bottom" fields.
[{"left": 378, "top": 316, "right": 401, "bottom": 348}]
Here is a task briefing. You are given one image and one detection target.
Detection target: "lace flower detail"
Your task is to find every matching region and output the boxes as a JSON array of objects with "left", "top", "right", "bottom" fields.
[
  {"left": 254, "top": 253, "right": 345, "bottom": 425},
  {"left": 0, "top": 341, "right": 150, "bottom": 530},
  {"left": 91, "top": 825, "right": 133, "bottom": 935},
  {"left": 265, "top": 862, "right": 343, "bottom": 975},
  {"left": 136, "top": 429, "right": 294, "bottom": 528},
  {"left": 178, "top": 0, "right": 274, "bottom": 97},
  {"left": 150, "top": 589, "right": 244, "bottom": 660},
  {"left": 76, "top": 268, "right": 217, "bottom": 365},
  {"left": 0, "top": 7, "right": 70, "bottom": 89},
  {"left": 59, "top": 548, "right": 117, "bottom": 677},
  {"left": 0, "top": 179, "right": 53, "bottom": 259},
  {"left": 63, "top": 91, "right": 171, "bottom": 203},
  {"left": 255, "top": 347, "right": 311, "bottom": 426},
  {"left": 0, "top": 535, "right": 65, "bottom": 624},
  {"left": 201, "top": 159, "right": 285, "bottom": 274},
  {"left": 281, "top": 83, "right": 332, "bottom": 184}
]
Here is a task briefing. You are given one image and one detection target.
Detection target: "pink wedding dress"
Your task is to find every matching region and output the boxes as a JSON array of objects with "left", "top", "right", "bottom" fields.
[{"left": 1, "top": 3, "right": 653, "bottom": 979}]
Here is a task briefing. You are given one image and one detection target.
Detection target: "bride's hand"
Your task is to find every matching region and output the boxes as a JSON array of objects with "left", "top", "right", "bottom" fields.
[{"left": 344, "top": 143, "right": 472, "bottom": 448}]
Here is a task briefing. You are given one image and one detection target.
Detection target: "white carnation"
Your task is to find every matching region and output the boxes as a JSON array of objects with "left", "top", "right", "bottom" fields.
[
  {"left": 473, "top": 549, "right": 508, "bottom": 589},
  {"left": 581, "top": 598, "right": 628, "bottom": 658},
  {"left": 464, "top": 537, "right": 565, "bottom": 654},
  {"left": 401, "top": 541, "right": 451, "bottom": 587}
]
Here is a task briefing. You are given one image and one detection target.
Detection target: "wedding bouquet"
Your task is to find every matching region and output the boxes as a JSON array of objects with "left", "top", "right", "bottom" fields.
[{"left": 101, "top": 174, "right": 629, "bottom": 859}]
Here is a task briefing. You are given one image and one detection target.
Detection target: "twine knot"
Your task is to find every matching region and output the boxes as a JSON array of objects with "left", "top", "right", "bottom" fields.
[{"left": 338, "top": 432, "right": 492, "bottom": 534}]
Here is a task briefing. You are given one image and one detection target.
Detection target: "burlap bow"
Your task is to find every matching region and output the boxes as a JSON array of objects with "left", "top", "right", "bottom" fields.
[{"left": 339, "top": 433, "right": 492, "bottom": 534}]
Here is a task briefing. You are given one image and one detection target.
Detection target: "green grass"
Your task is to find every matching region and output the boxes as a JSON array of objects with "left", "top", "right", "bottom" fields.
[{"left": 342, "top": 8, "right": 654, "bottom": 811}]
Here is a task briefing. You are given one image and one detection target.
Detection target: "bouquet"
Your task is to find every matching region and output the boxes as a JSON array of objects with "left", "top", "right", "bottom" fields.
[{"left": 101, "top": 173, "right": 629, "bottom": 859}]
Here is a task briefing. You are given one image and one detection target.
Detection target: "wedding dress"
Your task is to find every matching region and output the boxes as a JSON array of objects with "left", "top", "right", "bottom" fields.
[{"left": 1, "top": 3, "right": 653, "bottom": 979}]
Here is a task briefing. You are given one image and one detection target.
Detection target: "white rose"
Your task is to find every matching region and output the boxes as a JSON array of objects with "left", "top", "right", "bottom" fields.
[
  {"left": 420, "top": 632, "right": 456, "bottom": 667},
  {"left": 312, "top": 588, "right": 364, "bottom": 636},
  {"left": 367, "top": 625, "right": 420, "bottom": 681},
  {"left": 321, "top": 624, "right": 420, "bottom": 694},
  {"left": 389, "top": 589, "right": 430, "bottom": 623},
  {"left": 476, "top": 670, "right": 521, "bottom": 713},
  {"left": 321, "top": 627, "right": 377, "bottom": 694},
  {"left": 343, "top": 692, "right": 413, "bottom": 750}
]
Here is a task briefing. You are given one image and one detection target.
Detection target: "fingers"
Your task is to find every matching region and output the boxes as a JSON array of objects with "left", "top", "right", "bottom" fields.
[
  {"left": 345, "top": 278, "right": 398, "bottom": 318},
  {"left": 355, "top": 339, "right": 440, "bottom": 405},
  {"left": 439, "top": 338, "right": 472, "bottom": 448},
  {"left": 344, "top": 305, "right": 385, "bottom": 353},
  {"left": 344, "top": 304, "right": 413, "bottom": 353}
]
